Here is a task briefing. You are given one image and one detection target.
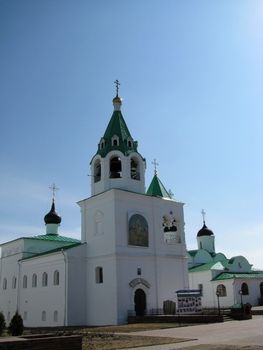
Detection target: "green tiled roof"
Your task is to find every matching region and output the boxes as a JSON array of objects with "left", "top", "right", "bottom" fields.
[
  {"left": 189, "top": 261, "right": 228, "bottom": 272},
  {"left": 146, "top": 174, "right": 171, "bottom": 198},
  {"left": 96, "top": 110, "right": 138, "bottom": 157},
  {"left": 212, "top": 271, "right": 263, "bottom": 281},
  {"left": 31, "top": 234, "right": 80, "bottom": 244}
]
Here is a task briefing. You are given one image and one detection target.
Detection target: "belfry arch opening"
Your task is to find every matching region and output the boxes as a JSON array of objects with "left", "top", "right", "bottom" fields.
[
  {"left": 110, "top": 156, "right": 122, "bottom": 178},
  {"left": 94, "top": 160, "right": 101, "bottom": 183},
  {"left": 131, "top": 157, "right": 140, "bottom": 180}
]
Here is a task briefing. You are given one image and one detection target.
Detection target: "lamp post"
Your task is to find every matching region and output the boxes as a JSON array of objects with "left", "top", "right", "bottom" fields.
[
  {"left": 239, "top": 289, "right": 243, "bottom": 306},
  {"left": 216, "top": 291, "right": 221, "bottom": 316}
]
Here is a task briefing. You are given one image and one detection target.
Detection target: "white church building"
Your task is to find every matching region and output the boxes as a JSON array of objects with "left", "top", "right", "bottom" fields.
[
  {"left": 0, "top": 88, "right": 189, "bottom": 327},
  {"left": 188, "top": 215, "right": 263, "bottom": 309}
]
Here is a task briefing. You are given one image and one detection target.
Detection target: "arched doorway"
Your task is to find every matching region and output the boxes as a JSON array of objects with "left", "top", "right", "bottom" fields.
[{"left": 134, "top": 289, "right": 146, "bottom": 316}]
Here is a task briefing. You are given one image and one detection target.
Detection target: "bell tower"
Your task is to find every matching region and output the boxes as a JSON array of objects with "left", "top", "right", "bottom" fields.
[{"left": 90, "top": 81, "right": 146, "bottom": 196}]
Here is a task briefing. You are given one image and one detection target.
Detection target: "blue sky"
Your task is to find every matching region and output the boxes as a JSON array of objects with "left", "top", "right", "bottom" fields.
[{"left": 1, "top": 0, "right": 263, "bottom": 267}]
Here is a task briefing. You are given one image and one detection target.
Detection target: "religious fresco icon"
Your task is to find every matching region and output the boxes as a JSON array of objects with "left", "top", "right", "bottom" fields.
[{"left": 128, "top": 214, "right": 149, "bottom": 247}]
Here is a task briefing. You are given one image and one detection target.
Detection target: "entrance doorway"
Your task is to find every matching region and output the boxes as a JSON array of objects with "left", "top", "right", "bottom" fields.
[{"left": 134, "top": 289, "right": 146, "bottom": 316}]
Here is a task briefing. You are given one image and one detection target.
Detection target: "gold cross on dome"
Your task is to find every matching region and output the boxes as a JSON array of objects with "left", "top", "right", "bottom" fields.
[
  {"left": 49, "top": 183, "right": 59, "bottom": 201},
  {"left": 152, "top": 159, "right": 159, "bottom": 175},
  {"left": 114, "top": 79, "right": 120, "bottom": 96}
]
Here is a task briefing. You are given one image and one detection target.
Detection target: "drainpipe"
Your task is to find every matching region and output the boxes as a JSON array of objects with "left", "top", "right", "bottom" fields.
[{"left": 61, "top": 249, "right": 67, "bottom": 326}]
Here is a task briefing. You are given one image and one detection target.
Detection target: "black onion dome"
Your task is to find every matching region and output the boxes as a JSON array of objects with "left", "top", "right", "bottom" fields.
[
  {"left": 197, "top": 223, "right": 214, "bottom": 237},
  {"left": 44, "top": 200, "right": 61, "bottom": 224}
]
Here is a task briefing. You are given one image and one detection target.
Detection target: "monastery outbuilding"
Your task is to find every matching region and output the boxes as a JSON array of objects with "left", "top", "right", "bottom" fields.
[{"left": 188, "top": 214, "right": 263, "bottom": 309}]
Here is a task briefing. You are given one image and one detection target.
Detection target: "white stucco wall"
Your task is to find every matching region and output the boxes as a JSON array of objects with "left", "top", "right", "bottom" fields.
[
  {"left": 66, "top": 244, "right": 87, "bottom": 326},
  {"left": 79, "top": 188, "right": 188, "bottom": 325},
  {"left": 19, "top": 252, "right": 66, "bottom": 327}
]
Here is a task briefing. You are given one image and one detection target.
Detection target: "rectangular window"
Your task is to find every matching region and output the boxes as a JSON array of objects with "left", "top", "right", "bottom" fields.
[{"left": 95, "top": 267, "right": 103, "bottom": 284}]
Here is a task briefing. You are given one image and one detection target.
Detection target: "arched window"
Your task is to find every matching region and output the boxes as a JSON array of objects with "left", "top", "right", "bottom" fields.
[
  {"left": 128, "top": 214, "right": 149, "bottom": 247},
  {"left": 94, "top": 160, "right": 101, "bottom": 183},
  {"left": 100, "top": 139, "right": 105, "bottom": 149},
  {"left": 131, "top": 158, "right": 140, "bottom": 180},
  {"left": 111, "top": 135, "right": 119, "bottom": 147},
  {"left": 241, "top": 282, "right": 249, "bottom": 295},
  {"left": 54, "top": 310, "right": 58, "bottom": 322},
  {"left": 12, "top": 276, "right": 17, "bottom": 289},
  {"left": 110, "top": 156, "right": 122, "bottom": 178},
  {"left": 3, "top": 278, "right": 7, "bottom": 290},
  {"left": 127, "top": 139, "right": 133, "bottom": 148},
  {"left": 23, "top": 311, "right": 27, "bottom": 321},
  {"left": 53, "top": 270, "right": 59, "bottom": 286},
  {"left": 23, "top": 275, "right": 27, "bottom": 289},
  {"left": 216, "top": 284, "right": 227, "bottom": 297},
  {"left": 41, "top": 311, "right": 46, "bottom": 322},
  {"left": 42, "top": 272, "right": 48, "bottom": 287},
  {"left": 32, "top": 274, "right": 37, "bottom": 288},
  {"left": 95, "top": 266, "right": 103, "bottom": 284}
]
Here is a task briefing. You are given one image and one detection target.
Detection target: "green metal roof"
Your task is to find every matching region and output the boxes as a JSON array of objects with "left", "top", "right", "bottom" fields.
[
  {"left": 21, "top": 242, "right": 82, "bottom": 261},
  {"left": 189, "top": 261, "right": 228, "bottom": 272},
  {"left": 96, "top": 110, "right": 138, "bottom": 157},
  {"left": 212, "top": 271, "right": 263, "bottom": 281},
  {"left": 188, "top": 250, "right": 198, "bottom": 257},
  {"left": 146, "top": 174, "right": 171, "bottom": 198},
  {"left": 31, "top": 234, "right": 80, "bottom": 244}
]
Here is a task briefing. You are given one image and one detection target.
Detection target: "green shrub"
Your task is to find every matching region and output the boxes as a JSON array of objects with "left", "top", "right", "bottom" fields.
[
  {"left": 0, "top": 312, "right": 6, "bottom": 336},
  {"left": 8, "top": 311, "right": 24, "bottom": 336}
]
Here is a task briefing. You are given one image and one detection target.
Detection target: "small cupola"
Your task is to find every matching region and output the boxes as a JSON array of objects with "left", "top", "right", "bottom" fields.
[
  {"left": 44, "top": 199, "right": 61, "bottom": 235},
  {"left": 197, "top": 224, "right": 214, "bottom": 237},
  {"left": 196, "top": 210, "right": 215, "bottom": 253},
  {"left": 146, "top": 160, "right": 172, "bottom": 199}
]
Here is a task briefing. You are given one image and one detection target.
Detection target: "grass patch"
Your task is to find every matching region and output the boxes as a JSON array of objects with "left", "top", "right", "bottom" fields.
[
  {"left": 81, "top": 322, "right": 186, "bottom": 333},
  {"left": 82, "top": 333, "right": 191, "bottom": 350}
]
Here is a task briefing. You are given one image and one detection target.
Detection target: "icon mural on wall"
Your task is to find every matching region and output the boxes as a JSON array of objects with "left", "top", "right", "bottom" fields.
[{"left": 128, "top": 214, "right": 149, "bottom": 247}]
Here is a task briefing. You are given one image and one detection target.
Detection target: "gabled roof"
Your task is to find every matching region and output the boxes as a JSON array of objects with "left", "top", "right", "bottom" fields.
[
  {"left": 212, "top": 271, "right": 263, "bottom": 281},
  {"left": 31, "top": 234, "right": 80, "bottom": 244},
  {"left": 96, "top": 110, "right": 138, "bottom": 157},
  {"left": 146, "top": 174, "right": 171, "bottom": 198},
  {"left": 21, "top": 242, "right": 82, "bottom": 261},
  {"left": 189, "top": 260, "right": 228, "bottom": 272},
  {"left": 0, "top": 234, "right": 80, "bottom": 247}
]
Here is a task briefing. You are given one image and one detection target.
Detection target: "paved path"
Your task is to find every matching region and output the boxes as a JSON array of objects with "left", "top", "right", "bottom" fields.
[{"left": 127, "top": 315, "right": 263, "bottom": 349}]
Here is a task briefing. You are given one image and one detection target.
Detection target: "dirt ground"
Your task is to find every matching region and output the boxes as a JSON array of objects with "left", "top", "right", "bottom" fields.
[{"left": 174, "top": 346, "right": 263, "bottom": 350}]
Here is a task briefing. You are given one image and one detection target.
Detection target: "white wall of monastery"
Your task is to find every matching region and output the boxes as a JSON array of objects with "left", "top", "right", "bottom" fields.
[{"left": 20, "top": 252, "right": 66, "bottom": 327}]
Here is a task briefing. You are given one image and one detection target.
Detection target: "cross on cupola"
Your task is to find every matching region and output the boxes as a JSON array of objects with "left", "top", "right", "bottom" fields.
[
  {"left": 114, "top": 79, "right": 120, "bottom": 96},
  {"left": 49, "top": 183, "right": 59, "bottom": 201},
  {"left": 152, "top": 159, "right": 159, "bottom": 175},
  {"left": 201, "top": 209, "right": 206, "bottom": 224}
]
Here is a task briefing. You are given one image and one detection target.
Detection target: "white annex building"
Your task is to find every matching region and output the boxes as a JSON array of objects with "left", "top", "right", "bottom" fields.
[
  {"left": 188, "top": 214, "right": 263, "bottom": 309},
  {"left": 0, "top": 88, "right": 189, "bottom": 327}
]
